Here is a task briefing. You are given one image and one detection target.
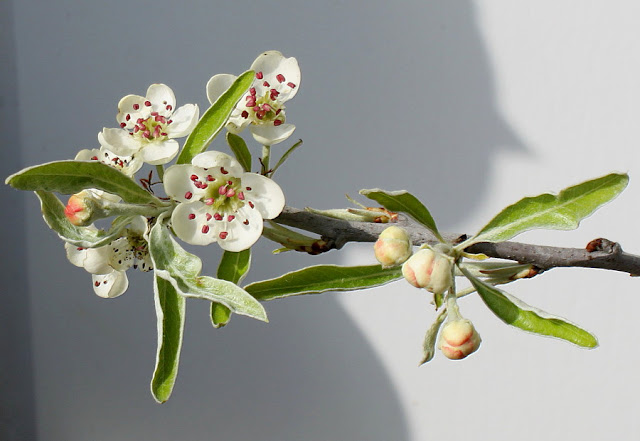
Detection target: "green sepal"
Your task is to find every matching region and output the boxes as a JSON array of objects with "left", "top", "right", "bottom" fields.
[
  {"left": 466, "top": 173, "right": 629, "bottom": 246},
  {"left": 35, "top": 190, "right": 133, "bottom": 248},
  {"left": 359, "top": 188, "right": 444, "bottom": 242},
  {"left": 176, "top": 70, "right": 255, "bottom": 165},
  {"left": 6, "top": 161, "right": 163, "bottom": 205},
  {"left": 226, "top": 133, "right": 252, "bottom": 172},
  {"left": 151, "top": 274, "right": 186, "bottom": 403},
  {"left": 211, "top": 249, "right": 252, "bottom": 328},
  {"left": 420, "top": 309, "right": 447, "bottom": 365},
  {"left": 245, "top": 264, "right": 403, "bottom": 301},
  {"left": 461, "top": 268, "right": 598, "bottom": 348},
  {"left": 148, "top": 216, "right": 267, "bottom": 322}
]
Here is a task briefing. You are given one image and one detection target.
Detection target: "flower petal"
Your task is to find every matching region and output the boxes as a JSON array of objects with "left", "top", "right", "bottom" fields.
[
  {"left": 206, "top": 73, "right": 238, "bottom": 104},
  {"left": 251, "top": 51, "right": 300, "bottom": 101},
  {"left": 139, "top": 139, "right": 179, "bottom": 165},
  {"left": 116, "top": 94, "right": 147, "bottom": 128},
  {"left": 241, "top": 173, "right": 285, "bottom": 219},
  {"left": 101, "top": 128, "right": 140, "bottom": 156},
  {"left": 250, "top": 123, "right": 295, "bottom": 146},
  {"left": 170, "top": 201, "right": 217, "bottom": 246},
  {"left": 217, "top": 204, "right": 264, "bottom": 252},
  {"left": 92, "top": 271, "right": 128, "bottom": 298},
  {"left": 192, "top": 151, "right": 244, "bottom": 176},
  {"left": 164, "top": 164, "right": 208, "bottom": 202},
  {"left": 146, "top": 84, "right": 176, "bottom": 117},
  {"left": 167, "top": 103, "right": 199, "bottom": 138},
  {"left": 65, "top": 242, "right": 113, "bottom": 274}
]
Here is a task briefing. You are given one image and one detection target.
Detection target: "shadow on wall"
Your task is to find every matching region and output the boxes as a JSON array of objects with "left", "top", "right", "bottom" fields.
[{"left": 8, "top": 1, "right": 522, "bottom": 440}]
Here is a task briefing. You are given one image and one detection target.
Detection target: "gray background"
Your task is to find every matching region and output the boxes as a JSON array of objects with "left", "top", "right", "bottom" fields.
[{"left": 3, "top": 1, "right": 640, "bottom": 440}]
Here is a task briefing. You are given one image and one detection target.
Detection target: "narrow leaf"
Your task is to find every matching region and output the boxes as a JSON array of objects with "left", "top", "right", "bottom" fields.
[
  {"left": 6, "top": 161, "right": 162, "bottom": 205},
  {"left": 359, "top": 188, "right": 443, "bottom": 241},
  {"left": 151, "top": 274, "right": 186, "bottom": 403},
  {"left": 226, "top": 133, "right": 252, "bottom": 172},
  {"left": 470, "top": 173, "right": 629, "bottom": 245},
  {"left": 211, "top": 249, "right": 252, "bottom": 328},
  {"left": 148, "top": 217, "right": 267, "bottom": 322},
  {"left": 245, "top": 264, "right": 403, "bottom": 301},
  {"left": 35, "top": 191, "right": 132, "bottom": 248},
  {"left": 177, "top": 70, "right": 254, "bottom": 165},
  {"left": 461, "top": 268, "right": 598, "bottom": 348},
  {"left": 271, "top": 139, "right": 303, "bottom": 176}
]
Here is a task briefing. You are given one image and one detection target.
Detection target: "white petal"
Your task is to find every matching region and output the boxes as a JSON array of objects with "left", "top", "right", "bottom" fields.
[
  {"left": 74, "top": 148, "right": 100, "bottom": 161},
  {"left": 101, "top": 128, "right": 140, "bottom": 156},
  {"left": 251, "top": 51, "right": 300, "bottom": 101},
  {"left": 170, "top": 202, "right": 216, "bottom": 246},
  {"left": 117, "top": 94, "right": 147, "bottom": 128},
  {"left": 92, "top": 271, "right": 128, "bottom": 298},
  {"left": 240, "top": 173, "right": 286, "bottom": 219},
  {"left": 206, "top": 73, "right": 237, "bottom": 104},
  {"left": 167, "top": 104, "right": 199, "bottom": 138},
  {"left": 164, "top": 164, "right": 208, "bottom": 202},
  {"left": 65, "top": 243, "right": 113, "bottom": 274},
  {"left": 128, "top": 216, "right": 149, "bottom": 236},
  {"left": 192, "top": 151, "right": 244, "bottom": 176},
  {"left": 250, "top": 123, "right": 295, "bottom": 146},
  {"left": 139, "top": 139, "right": 179, "bottom": 165},
  {"left": 217, "top": 205, "right": 264, "bottom": 252},
  {"left": 146, "top": 84, "right": 176, "bottom": 117}
]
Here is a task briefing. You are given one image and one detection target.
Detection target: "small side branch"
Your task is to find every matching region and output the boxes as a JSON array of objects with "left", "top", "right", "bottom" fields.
[{"left": 274, "top": 206, "right": 640, "bottom": 276}]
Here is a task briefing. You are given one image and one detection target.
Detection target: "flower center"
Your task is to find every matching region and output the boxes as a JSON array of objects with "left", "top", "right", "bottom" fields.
[
  {"left": 241, "top": 87, "right": 285, "bottom": 127},
  {"left": 132, "top": 112, "right": 171, "bottom": 141}
]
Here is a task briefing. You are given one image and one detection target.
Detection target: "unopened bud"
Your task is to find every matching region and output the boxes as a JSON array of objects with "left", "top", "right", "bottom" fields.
[
  {"left": 374, "top": 226, "right": 412, "bottom": 268},
  {"left": 402, "top": 248, "right": 453, "bottom": 294},
  {"left": 438, "top": 319, "right": 481, "bottom": 360},
  {"left": 64, "top": 190, "right": 95, "bottom": 226}
]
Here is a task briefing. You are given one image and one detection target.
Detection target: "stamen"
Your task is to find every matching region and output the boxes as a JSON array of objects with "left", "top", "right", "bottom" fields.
[
  {"left": 206, "top": 175, "right": 214, "bottom": 181},
  {"left": 188, "top": 213, "right": 196, "bottom": 220},
  {"left": 133, "top": 104, "right": 140, "bottom": 110},
  {"left": 190, "top": 174, "right": 199, "bottom": 181},
  {"left": 220, "top": 167, "right": 229, "bottom": 175},
  {"left": 205, "top": 198, "right": 215, "bottom": 205},
  {"left": 256, "top": 71, "right": 263, "bottom": 79},
  {"left": 241, "top": 110, "right": 249, "bottom": 118},
  {"left": 185, "top": 191, "right": 193, "bottom": 199},
  {"left": 243, "top": 219, "right": 250, "bottom": 225},
  {"left": 202, "top": 225, "right": 210, "bottom": 234},
  {"left": 237, "top": 192, "right": 245, "bottom": 200},
  {"left": 263, "top": 81, "right": 270, "bottom": 87},
  {"left": 246, "top": 187, "right": 252, "bottom": 191},
  {"left": 214, "top": 213, "right": 223, "bottom": 221},
  {"left": 226, "top": 188, "right": 236, "bottom": 198},
  {"left": 206, "top": 213, "right": 212, "bottom": 221},
  {"left": 227, "top": 215, "right": 235, "bottom": 222},
  {"left": 287, "top": 82, "right": 296, "bottom": 89},
  {"left": 144, "top": 100, "right": 152, "bottom": 106},
  {"left": 248, "top": 201, "right": 255, "bottom": 209},
  {"left": 274, "top": 120, "right": 283, "bottom": 126},
  {"left": 219, "top": 231, "right": 228, "bottom": 239},
  {"left": 276, "top": 74, "right": 285, "bottom": 83},
  {"left": 95, "top": 281, "right": 100, "bottom": 287},
  {"left": 120, "top": 122, "right": 126, "bottom": 128},
  {"left": 218, "top": 185, "right": 228, "bottom": 195}
]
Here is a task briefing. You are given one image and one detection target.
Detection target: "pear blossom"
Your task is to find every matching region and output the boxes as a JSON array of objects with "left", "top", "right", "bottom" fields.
[
  {"left": 206, "top": 51, "right": 300, "bottom": 146},
  {"left": 164, "top": 151, "right": 285, "bottom": 251},
  {"left": 65, "top": 217, "right": 153, "bottom": 298},
  {"left": 101, "top": 84, "right": 199, "bottom": 165}
]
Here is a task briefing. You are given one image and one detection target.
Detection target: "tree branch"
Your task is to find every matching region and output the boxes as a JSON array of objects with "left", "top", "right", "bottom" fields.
[{"left": 274, "top": 206, "right": 640, "bottom": 276}]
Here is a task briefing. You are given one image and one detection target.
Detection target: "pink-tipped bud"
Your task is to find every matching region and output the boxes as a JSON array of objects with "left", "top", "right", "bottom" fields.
[
  {"left": 64, "top": 191, "right": 93, "bottom": 226},
  {"left": 374, "top": 226, "right": 412, "bottom": 268},
  {"left": 402, "top": 248, "right": 453, "bottom": 294},
  {"left": 438, "top": 319, "right": 481, "bottom": 360}
]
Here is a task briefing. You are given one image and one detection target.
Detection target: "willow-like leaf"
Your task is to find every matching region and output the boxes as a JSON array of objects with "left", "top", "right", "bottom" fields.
[
  {"left": 226, "top": 133, "right": 252, "bottom": 172},
  {"left": 211, "top": 249, "right": 252, "bottom": 328}
]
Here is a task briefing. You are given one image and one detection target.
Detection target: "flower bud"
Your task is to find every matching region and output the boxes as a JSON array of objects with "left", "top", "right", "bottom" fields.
[
  {"left": 64, "top": 190, "right": 95, "bottom": 226},
  {"left": 402, "top": 248, "right": 453, "bottom": 294},
  {"left": 374, "top": 226, "right": 412, "bottom": 268},
  {"left": 438, "top": 319, "right": 481, "bottom": 360}
]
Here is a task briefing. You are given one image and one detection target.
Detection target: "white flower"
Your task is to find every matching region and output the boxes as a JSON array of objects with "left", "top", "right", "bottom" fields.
[
  {"left": 65, "top": 217, "right": 153, "bottom": 298},
  {"left": 100, "top": 84, "right": 199, "bottom": 165},
  {"left": 206, "top": 51, "right": 300, "bottom": 146},
  {"left": 77, "top": 136, "right": 144, "bottom": 178},
  {"left": 164, "top": 151, "right": 285, "bottom": 251}
]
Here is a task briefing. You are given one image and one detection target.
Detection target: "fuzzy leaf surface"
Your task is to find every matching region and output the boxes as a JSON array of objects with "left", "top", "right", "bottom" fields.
[
  {"left": 226, "top": 133, "right": 252, "bottom": 172},
  {"left": 462, "top": 268, "right": 598, "bottom": 348},
  {"left": 6, "top": 161, "right": 162, "bottom": 205},
  {"left": 148, "top": 219, "right": 267, "bottom": 322},
  {"left": 151, "top": 275, "right": 186, "bottom": 403},
  {"left": 211, "top": 249, "right": 252, "bottom": 328},
  {"left": 470, "top": 173, "right": 628, "bottom": 245},
  {"left": 177, "top": 70, "right": 254, "bottom": 164},
  {"left": 245, "top": 264, "right": 403, "bottom": 301}
]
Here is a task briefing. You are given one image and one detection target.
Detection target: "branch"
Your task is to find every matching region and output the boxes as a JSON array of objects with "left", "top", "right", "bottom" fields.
[{"left": 274, "top": 206, "right": 640, "bottom": 276}]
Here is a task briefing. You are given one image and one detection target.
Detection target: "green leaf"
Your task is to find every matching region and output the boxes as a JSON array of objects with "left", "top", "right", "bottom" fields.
[
  {"left": 359, "top": 188, "right": 443, "bottom": 241},
  {"left": 245, "top": 264, "right": 403, "bottom": 301},
  {"left": 6, "top": 161, "right": 163, "bottom": 205},
  {"left": 176, "top": 70, "right": 255, "bottom": 165},
  {"left": 226, "top": 133, "right": 252, "bottom": 172},
  {"left": 469, "top": 173, "right": 629, "bottom": 245},
  {"left": 151, "top": 274, "right": 186, "bottom": 403},
  {"left": 35, "top": 190, "right": 133, "bottom": 247},
  {"left": 148, "top": 217, "right": 267, "bottom": 322},
  {"left": 461, "top": 268, "right": 598, "bottom": 348},
  {"left": 271, "top": 139, "right": 303, "bottom": 176},
  {"left": 211, "top": 249, "right": 252, "bottom": 328}
]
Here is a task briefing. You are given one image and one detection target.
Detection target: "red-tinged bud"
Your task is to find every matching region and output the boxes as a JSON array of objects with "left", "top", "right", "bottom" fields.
[
  {"left": 438, "top": 319, "right": 481, "bottom": 360},
  {"left": 402, "top": 248, "right": 453, "bottom": 294},
  {"left": 374, "top": 226, "right": 412, "bottom": 268},
  {"left": 64, "top": 190, "right": 94, "bottom": 226}
]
